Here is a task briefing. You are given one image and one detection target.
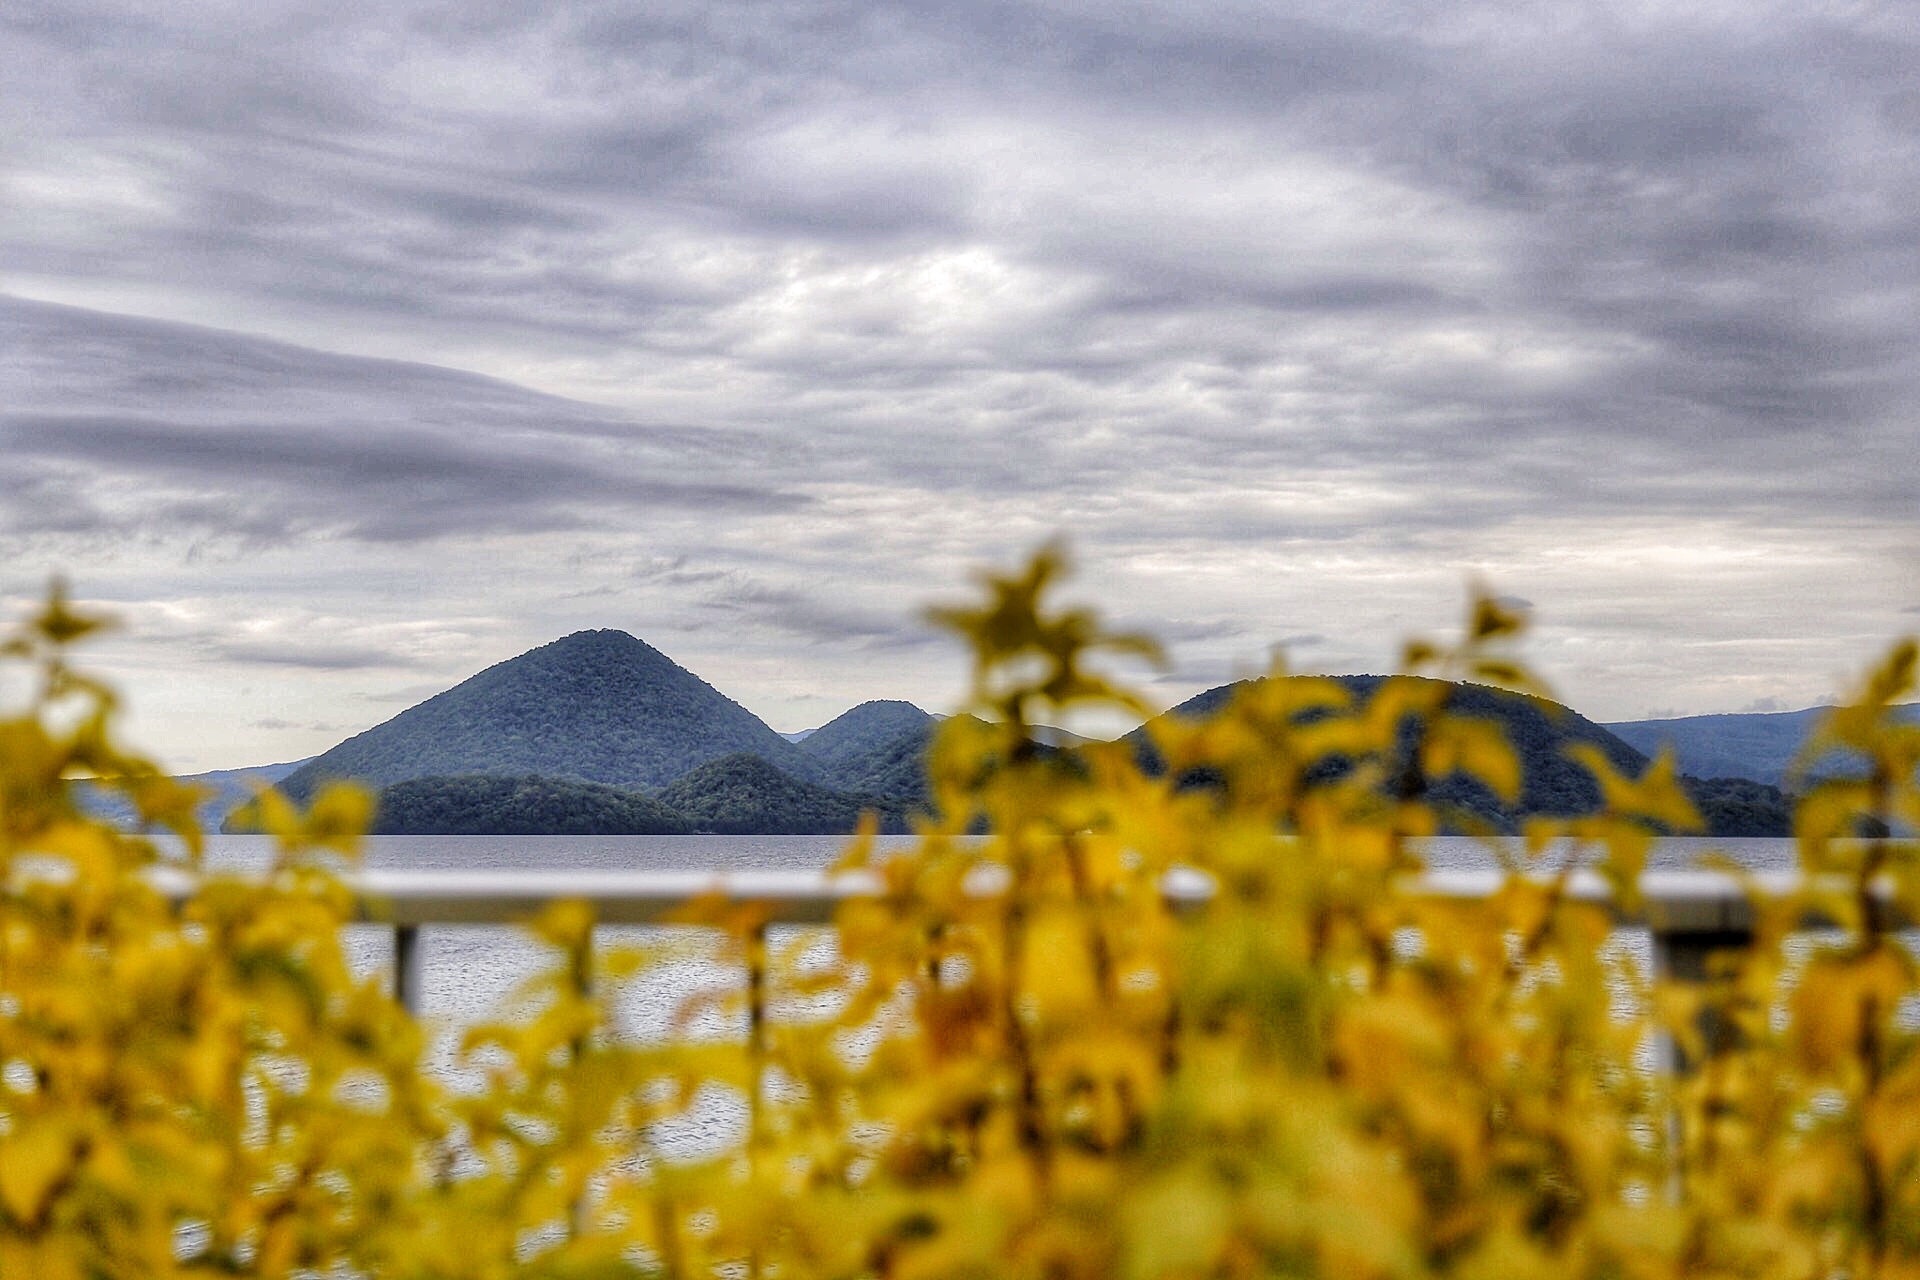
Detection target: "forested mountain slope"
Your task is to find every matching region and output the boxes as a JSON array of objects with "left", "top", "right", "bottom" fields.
[
  {"left": 797, "top": 700, "right": 937, "bottom": 802},
  {"left": 657, "top": 753, "right": 909, "bottom": 835},
  {"left": 369, "top": 774, "right": 692, "bottom": 835},
  {"left": 797, "top": 700, "right": 934, "bottom": 774}
]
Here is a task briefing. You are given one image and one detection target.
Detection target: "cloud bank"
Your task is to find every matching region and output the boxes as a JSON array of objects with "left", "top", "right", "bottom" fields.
[{"left": 2, "top": 0, "right": 1915, "bottom": 766}]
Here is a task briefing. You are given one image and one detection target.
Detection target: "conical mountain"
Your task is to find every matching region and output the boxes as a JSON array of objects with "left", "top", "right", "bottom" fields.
[{"left": 279, "top": 629, "right": 804, "bottom": 799}]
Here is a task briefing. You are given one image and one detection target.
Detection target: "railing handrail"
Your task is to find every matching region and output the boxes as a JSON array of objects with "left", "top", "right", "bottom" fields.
[
  {"left": 126, "top": 861, "right": 1912, "bottom": 1049},
  {"left": 146, "top": 865, "right": 1902, "bottom": 932}
]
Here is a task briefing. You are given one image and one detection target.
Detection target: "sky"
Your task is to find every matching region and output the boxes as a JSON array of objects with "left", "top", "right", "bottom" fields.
[{"left": 3, "top": 0, "right": 1918, "bottom": 771}]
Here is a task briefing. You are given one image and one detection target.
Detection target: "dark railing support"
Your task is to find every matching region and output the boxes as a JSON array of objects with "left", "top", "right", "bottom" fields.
[
  {"left": 1650, "top": 926, "right": 1754, "bottom": 1074},
  {"left": 395, "top": 924, "right": 425, "bottom": 1016},
  {"left": 745, "top": 920, "right": 770, "bottom": 1280},
  {"left": 745, "top": 920, "right": 772, "bottom": 1164},
  {"left": 1650, "top": 923, "right": 1755, "bottom": 1202}
]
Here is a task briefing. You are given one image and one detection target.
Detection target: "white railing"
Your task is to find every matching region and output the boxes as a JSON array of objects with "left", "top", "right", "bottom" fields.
[
  {"left": 146, "top": 863, "right": 1909, "bottom": 1079},
  {"left": 151, "top": 866, "right": 1879, "bottom": 1013}
]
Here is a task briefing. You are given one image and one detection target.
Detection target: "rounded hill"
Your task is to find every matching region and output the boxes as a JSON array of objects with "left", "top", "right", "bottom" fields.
[
  {"left": 1135, "top": 674, "right": 1792, "bottom": 835},
  {"left": 797, "top": 700, "right": 934, "bottom": 774}
]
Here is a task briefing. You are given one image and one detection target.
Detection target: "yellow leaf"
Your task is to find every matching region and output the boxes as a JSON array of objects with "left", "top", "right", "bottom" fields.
[
  {"left": 31, "top": 579, "right": 114, "bottom": 646},
  {"left": 0, "top": 1118, "right": 76, "bottom": 1226},
  {"left": 1424, "top": 717, "right": 1523, "bottom": 805},
  {"left": 301, "top": 781, "right": 373, "bottom": 853},
  {"left": 1790, "top": 946, "right": 1911, "bottom": 1073},
  {"left": 529, "top": 898, "right": 596, "bottom": 952},
  {"left": 1125, "top": 1167, "right": 1232, "bottom": 1280}
]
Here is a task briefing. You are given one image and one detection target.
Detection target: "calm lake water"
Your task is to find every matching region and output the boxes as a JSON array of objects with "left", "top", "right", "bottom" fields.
[{"left": 192, "top": 835, "right": 1804, "bottom": 1154}]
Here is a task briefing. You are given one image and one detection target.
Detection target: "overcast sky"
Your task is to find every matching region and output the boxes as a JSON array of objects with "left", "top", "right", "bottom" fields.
[{"left": 4, "top": 0, "right": 1918, "bottom": 770}]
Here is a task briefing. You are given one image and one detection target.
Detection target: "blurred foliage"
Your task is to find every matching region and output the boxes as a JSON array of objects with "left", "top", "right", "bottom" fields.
[
  {"left": 3, "top": 558, "right": 1920, "bottom": 1278},
  {"left": 1131, "top": 671, "right": 1797, "bottom": 836}
]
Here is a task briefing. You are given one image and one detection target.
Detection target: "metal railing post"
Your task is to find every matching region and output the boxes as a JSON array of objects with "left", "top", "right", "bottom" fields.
[
  {"left": 745, "top": 919, "right": 770, "bottom": 1280},
  {"left": 744, "top": 921, "right": 768, "bottom": 1143},
  {"left": 1649, "top": 920, "right": 1755, "bottom": 1203},
  {"left": 1649, "top": 925, "right": 1753, "bottom": 1075},
  {"left": 1641, "top": 869, "right": 1765, "bottom": 1082},
  {"left": 395, "top": 924, "right": 425, "bottom": 1016}
]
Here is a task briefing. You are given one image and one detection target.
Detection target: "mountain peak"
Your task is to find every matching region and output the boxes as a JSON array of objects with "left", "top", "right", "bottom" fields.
[
  {"left": 553, "top": 627, "right": 640, "bottom": 643},
  {"left": 540, "top": 628, "right": 662, "bottom": 657},
  {"left": 798, "top": 700, "right": 934, "bottom": 771},
  {"left": 279, "top": 629, "right": 800, "bottom": 798}
]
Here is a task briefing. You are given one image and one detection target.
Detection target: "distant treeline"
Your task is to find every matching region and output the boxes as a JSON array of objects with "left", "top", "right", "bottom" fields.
[{"left": 368, "top": 759, "right": 915, "bottom": 837}]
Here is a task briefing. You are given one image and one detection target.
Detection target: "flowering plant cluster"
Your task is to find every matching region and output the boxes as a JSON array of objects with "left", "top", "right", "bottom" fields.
[{"left": 1, "top": 560, "right": 1916, "bottom": 1279}]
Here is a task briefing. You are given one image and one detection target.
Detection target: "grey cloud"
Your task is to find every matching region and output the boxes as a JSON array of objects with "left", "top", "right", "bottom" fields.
[
  {"left": 843, "top": 1, "right": 1421, "bottom": 122},
  {"left": 362, "top": 682, "right": 459, "bottom": 704},
  {"left": 695, "top": 580, "right": 933, "bottom": 649},
  {"left": 632, "top": 555, "right": 732, "bottom": 588},
  {"left": 1147, "top": 634, "right": 1325, "bottom": 688},
  {"left": 1, "top": 0, "right": 1916, "bottom": 748},
  {"left": 0, "top": 466, "right": 115, "bottom": 538},
  {"left": 216, "top": 640, "right": 414, "bottom": 671},
  {"left": 9, "top": 411, "right": 785, "bottom": 543},
  {"left": 1150, "top": 659, "right": 1264, "bottom": 689},
  {"left": 0, "top": 296, "right": 804, "bottom": 545},
  {"left": 1114, "top": 616, "right": 1247, "bottom": 645},
  {"left": 5, "top": 1, "right": 1909, "bottom": 551}
]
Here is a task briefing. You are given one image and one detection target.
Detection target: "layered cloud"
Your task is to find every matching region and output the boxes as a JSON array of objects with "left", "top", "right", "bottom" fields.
[
  {"left": 0, "top": 295, "right": 801, "bottom": 546},
  {"left": 2, "top": 0, "right": 1916, "bottom": 765}
]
